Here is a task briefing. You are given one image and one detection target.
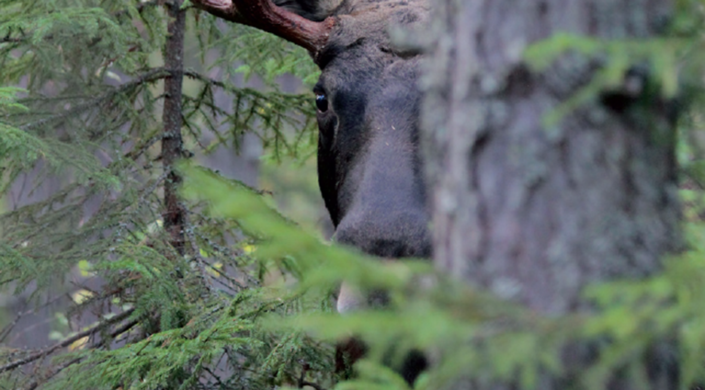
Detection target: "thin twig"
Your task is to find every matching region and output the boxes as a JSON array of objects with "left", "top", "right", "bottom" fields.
[
  {"left": 298, "top": 359, "right": 326, "bottom": 390},
  {"left": 298, "top": 362, "right": 309, "bottom": 388},
  {"left": 24, "top": 317, "right": 139, "bottom": 390},
  {"left": 300, "top": 380, "right": 326, "bottom": 390},
  {"left": 203, "top": 366, "right": 227, "bottom": 388},
  {"left": 106, "top": 319, "right": 140, "bottom": 345},
  {"left": 0, "top": 36, "right": 22, "bottom": 43},
  {"left": 17, "top": 68, "right": 169, "bottom": 131},
  {"left": 0, "top": 308, "right": 31, "bottom": 344},
  {"left": 0, "top": 308, "right": 135, "bottom": 374},
  {"left": 113, "top": 0, "right": 165, "bottom": 18},
  {"left": 24, "top": 357, "right": 81, "bottom": 390}
]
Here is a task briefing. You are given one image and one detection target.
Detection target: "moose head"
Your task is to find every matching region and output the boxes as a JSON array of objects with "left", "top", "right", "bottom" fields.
[
  {"left": 193, "top": 0, "right": 432, "bottom": 286},
  {"left": 193, "top": 0, "right": 431, "bottom": 383}
]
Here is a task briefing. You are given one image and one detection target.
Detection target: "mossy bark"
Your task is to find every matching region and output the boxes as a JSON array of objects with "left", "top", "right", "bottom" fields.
[{"left": 422, "top": 1, "right": 680, "bottom": 388}]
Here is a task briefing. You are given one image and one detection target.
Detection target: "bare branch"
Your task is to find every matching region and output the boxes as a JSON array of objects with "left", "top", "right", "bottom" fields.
[
  {"left": 114, "top": 0, "right": 165, "bottom": 18},
  {"left": 0, "top": 36, "right": 22, "bottom": 43},
  {"left": 0, "top": 309, "right": 29, "bottom": 344},
  {"left": 24, "top": 318, "right": 139, "bottom": 390},
  {"left": 0, "top": 308, "right": 135, "bottom": 374},
  {"left": 25, "top": 357, "right": 81, "bottom": 390},
  {"left": 301, "top": 380, "right": 326, "bottom": 390}
]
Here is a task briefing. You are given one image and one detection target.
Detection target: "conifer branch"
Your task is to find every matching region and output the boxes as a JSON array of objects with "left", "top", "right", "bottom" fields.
[
  {"left": 107, "top": 318, "right": 140, "bottom": 344},
  {"left": 0, "top": 308, "right": 135, "bottom": 375},
  {"left": 1, "top": 2, "right": 165, "bottom": 47},
  {"left": 0, "top": 308, "right": 30, "bottom": 343},
  {"left": 192, "top": 225, "right": 261, "bottom": 287},
  {"left": 1, "top": 2, "right": 332, "bottom": 387},
  {"left": 114, "top": 0, "right": 166, "bottom": 18},
  {"left": 24, "top": 357, "right": 81, "bottom": 390},
  {"left": 0, "top": 36, "right": 22, "bottom": 43},
  {"left": 17, "top": 68, "right": 170, "bottom": 132},
  {"left": 23, "top": 319, "right": 139, "bottom": 390}
]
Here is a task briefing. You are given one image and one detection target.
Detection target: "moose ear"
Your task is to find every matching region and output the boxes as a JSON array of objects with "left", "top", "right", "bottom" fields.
[{"left": 273, "top": 0, "right": 343, "bottom": 21}]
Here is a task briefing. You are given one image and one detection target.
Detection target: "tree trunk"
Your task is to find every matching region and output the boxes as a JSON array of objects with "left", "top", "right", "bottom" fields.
[
  {"left": 422, "top": 1, "right": 680, "bottom": 388},
  {"left": 162, "top": 0, "right": 187, "bottom": 256}
]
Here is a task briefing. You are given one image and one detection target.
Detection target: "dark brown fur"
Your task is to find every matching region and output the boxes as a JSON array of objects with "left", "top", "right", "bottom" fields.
[
  {"left": 275, "top": 0, "right": 433, "bottom": 384},
  {"left": 281, "top": 0, "right": 432, "bottom": 385}
]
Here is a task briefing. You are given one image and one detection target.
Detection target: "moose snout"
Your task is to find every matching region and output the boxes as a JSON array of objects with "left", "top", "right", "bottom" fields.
[
  {"left": 334, "top": 210, "right": 431, "bottom": 259},
  {"left": 334, "top": 210, "right": 430, "bottom": 313}
]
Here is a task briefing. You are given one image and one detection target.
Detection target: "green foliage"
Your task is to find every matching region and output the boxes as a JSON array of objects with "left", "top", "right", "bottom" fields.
[
  {"left": 2, "top": 1, "right": 705, "bottom": 390},
  {"left": 0, "top": 1, "right": 323, "bottom": 389},
  {"left": 180, "top": 165, "right": 705, "bottom": 390},
  {"left": 210, "top": 26, "right": 321, "bottom": 86},
  {"left": 42, "top": 289, "right": 334, "bottom": 390}
]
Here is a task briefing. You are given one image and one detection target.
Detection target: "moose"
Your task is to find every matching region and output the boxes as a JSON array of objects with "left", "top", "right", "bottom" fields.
[{"left": 192, "top": 0, "right": 432, "bottom": 384}]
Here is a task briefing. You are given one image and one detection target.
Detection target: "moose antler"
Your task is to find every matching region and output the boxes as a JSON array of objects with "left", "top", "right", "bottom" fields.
[{"left": 191, "top": 0, "right": 336, "bottom": 56}]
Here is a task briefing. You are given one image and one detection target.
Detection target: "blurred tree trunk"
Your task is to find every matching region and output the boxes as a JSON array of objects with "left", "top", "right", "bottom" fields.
[{"left": 423, "top": 1, "right": 681, "bottom": 388}]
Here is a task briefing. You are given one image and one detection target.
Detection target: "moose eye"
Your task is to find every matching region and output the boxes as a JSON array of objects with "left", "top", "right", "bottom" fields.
[{"left": 315, "top": 93, "right": 328, "bottom": 112}]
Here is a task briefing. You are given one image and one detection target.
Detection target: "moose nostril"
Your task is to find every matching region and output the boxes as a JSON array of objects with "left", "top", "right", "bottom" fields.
[{"left": 333, "top": 212, "right": 431, "bottom": 259}]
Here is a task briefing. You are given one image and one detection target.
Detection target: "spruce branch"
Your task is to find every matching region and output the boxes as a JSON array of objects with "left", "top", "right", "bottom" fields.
[
  {"left": 24, "top": 357, "right": 81, "bottom": 390},
  {"left": 106, "top": 319, "right": 140, "bottom": 345},
  {"left": 17, "top": 68, "right": 170, "bottom": 132},
  {"left": 0, "top": 36, "right": 22, "bottom": 43},
  {"left": 114, "top": 0, "right": 167, "bottom": 18},
  {"left": 23, "top": 319, "right": 139, "bottom": 390},
  {"left": 0, "top": 308, "right": 135, "bottom": 374},
  {"left": 185, "top": 216, "right": 226, "bottom": 293},
  {"left": 1, "top": 1, "right": 168, "bottom": 47},
  {"left": 0, "top": 1, "right": 330, "bottom": 387}
]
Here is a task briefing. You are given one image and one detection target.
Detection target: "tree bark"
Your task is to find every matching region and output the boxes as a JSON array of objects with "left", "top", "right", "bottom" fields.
[
  {"left": 422, "top": 1, "right": 680, "bottom": 388},
  {"left": 162, "top": 0, "right": 187, "bottom": 256}
]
